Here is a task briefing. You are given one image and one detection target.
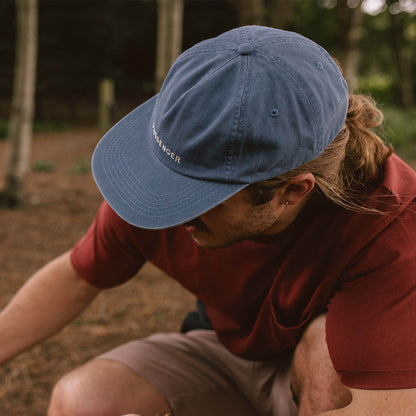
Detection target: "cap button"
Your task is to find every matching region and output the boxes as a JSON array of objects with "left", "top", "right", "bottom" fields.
[{"left": 238, "top": 43, "right": 254, "bottom": 56}]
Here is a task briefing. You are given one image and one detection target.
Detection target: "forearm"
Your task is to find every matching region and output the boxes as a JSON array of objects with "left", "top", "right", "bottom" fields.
[{"left": 0, "top": 251, "right": 100, "bottom": 364}]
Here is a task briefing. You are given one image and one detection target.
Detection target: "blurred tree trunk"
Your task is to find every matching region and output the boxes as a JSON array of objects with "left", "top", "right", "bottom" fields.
[
  {"left": 267, "top": 0, "right": 299, "bottom": 29},
  {"left": 228, "top": 0, "right": 264, "bottom": 25},
  {"left": 337, "top": 0, "right": 363, "bottom": 92},
  {"left": 155, "top": 0, "right": 184, "bottom": 92},
  {"left": 397, "top": 48, "right": 415, "bottom": 108},
  {"left": 1, "top": 0, "right": 38, "bottom": 207},
  {"left": 387, "top": 8, "right": 414, "bottom": 108},
  {"left": 228, "top": 0, "right": 298, "bottom": 30}
]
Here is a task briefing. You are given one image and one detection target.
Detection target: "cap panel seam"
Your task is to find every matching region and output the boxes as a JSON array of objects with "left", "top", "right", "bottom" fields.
[
  {"left": 258, "top": 37, "right": 345, "bottom": 86},
  {"left": 226, "top": 14, "right": 250, "bottom": 180},
  {"left": 241, "top": 25, "right": 252, "bottom": 42},
  {"left": 226, "top": 53, "right": 250, "bottom": 179},
  {"left": 180, "top": 47, "right": 240, "bottom": 58},
  {"left": 153, "top": 55, "right": 242, "bottom": 177},
  {"left": 256, "top": 51, "right": 321, "bottom": 150}
]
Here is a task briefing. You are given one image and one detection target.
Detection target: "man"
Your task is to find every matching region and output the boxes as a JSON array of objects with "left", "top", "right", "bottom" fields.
[{"left": 1, "top": 26, "right": 415, "bottom": 416}]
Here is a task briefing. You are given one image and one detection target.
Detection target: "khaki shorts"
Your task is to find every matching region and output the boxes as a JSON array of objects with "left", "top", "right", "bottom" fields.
[{"left": 99, "top": 330, "right": 298, "bottom": 416}]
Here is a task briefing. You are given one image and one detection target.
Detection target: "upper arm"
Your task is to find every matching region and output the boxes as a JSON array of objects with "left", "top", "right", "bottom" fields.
[
  {"left": 22, "top": 250, "right": 101, "bottom": 306},
  {"left": 70, "top": 201, "right": 148, "bottom": 288},
  {"left": 54, "top": 251, "right": 102, "bottom": 296},
  {"left": 317, "top": 387, "right": 416, "bottom": 416},
  {"left": 322, "top": 209, "right": 416, "bottom": 413},
  {"left": 326, "top": 210, "right": 416, "bottom": 390}
]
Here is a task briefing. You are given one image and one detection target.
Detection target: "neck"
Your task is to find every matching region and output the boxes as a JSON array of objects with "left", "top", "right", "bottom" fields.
[{"left": 261, "top": 194, "right": 312, "bottom": 235}]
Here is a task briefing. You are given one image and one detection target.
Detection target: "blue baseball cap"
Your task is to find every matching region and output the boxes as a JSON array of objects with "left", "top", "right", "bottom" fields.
[{"left": 92, "top": 26, "right": 348, "bottom": 229}]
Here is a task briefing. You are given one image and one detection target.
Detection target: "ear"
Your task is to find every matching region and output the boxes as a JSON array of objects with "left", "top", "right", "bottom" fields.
[{"left": 280, "top": 173, "right": 315, "bottom": 205}]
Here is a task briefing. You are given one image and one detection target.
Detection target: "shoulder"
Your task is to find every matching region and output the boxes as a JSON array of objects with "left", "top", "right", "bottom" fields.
[{"left": 379, "top": 153, "right": 416, "bottom": 203}]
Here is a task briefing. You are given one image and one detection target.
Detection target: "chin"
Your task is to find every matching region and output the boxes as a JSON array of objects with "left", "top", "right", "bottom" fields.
[
  {"left": 192, "top": 237, "right": 220, "bottom": 249},
  {"left": 193, "top": 235, "right": 242, "bottom": 249}
]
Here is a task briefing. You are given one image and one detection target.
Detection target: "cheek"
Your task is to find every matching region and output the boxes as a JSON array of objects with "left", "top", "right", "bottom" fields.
[
  {"left": 201, "top": 207, "right": 245, "bottom": 230},
  {"left": 247, "top": 205, "right": 279, "bottom": 229}
]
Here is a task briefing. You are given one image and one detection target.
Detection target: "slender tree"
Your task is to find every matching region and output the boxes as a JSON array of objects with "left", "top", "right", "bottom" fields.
[
  {"left": 155, "top": 0, "right": 184, "bottom": 92},
  {"left": 336, "top": 0, "right": 363, "bottom": 92},
  {"left": 227, "top": 0, "right": 299, "bottom": 28},
  {"left": 267, "top": 0, "right": 299, "bottom": 29},
  {"left": 228, "top": 0, "right": 264, "bottom": 25},
  {"left": 386, "top": 3, "right": 415, "bottom": 108},
  {"left": 1, "top": 0, "right": 38, "bottom": 207}
]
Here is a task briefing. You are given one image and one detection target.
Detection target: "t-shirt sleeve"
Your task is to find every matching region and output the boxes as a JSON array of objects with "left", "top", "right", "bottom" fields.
[
  {"left": 70, "top": 201, "right": 147, "bottom": 288},
  {"left": 326, "top": 204, "right": 416, "bottom": 389}
]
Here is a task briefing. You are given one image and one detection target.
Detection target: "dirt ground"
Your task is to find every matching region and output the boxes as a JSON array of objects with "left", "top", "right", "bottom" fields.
[{"left": 0, "top": 128, "right": 195, "bottom": 415}]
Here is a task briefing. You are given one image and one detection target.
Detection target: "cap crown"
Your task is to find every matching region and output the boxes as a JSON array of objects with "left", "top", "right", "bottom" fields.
[{"left": 150, "top": 26, "right": 348, "bottom": 184}]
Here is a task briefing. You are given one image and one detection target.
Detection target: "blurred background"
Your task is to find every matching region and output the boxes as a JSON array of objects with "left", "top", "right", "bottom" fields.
[
  {"left": 0, "top": 0, "right": 415, "bottom": 147},
  {"left": 0, "top": 1, "right": 415, "bottom": 414}
]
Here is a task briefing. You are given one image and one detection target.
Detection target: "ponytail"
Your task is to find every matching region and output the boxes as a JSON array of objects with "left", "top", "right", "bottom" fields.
[
  {"left": 341, "top": 94, "right": 392, "bottom": 188},
  {"left": 247, "top": 94, "right": 393, "bottom": 212}
]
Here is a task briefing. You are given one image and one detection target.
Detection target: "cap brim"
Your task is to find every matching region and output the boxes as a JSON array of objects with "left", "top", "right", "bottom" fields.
[{"left": 92, "top": 96, "right": 247, "bottom": 229}]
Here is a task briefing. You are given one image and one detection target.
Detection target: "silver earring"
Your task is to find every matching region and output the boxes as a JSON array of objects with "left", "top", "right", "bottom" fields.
[{"left": 285, "top": 201, "right": 289, "bottom": 209}]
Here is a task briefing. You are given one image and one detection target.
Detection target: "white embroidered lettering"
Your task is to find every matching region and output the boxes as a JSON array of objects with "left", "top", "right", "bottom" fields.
[{"left": 152, "top": 122, "right": 181, "bottom": 164}]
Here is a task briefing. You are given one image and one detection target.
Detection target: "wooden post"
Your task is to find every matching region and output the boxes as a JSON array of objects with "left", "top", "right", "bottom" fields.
[{"left": 98, "top": 78, "right": 115, "bottom": 136}]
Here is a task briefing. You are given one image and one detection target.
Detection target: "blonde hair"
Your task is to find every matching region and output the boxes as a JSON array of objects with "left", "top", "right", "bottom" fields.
[{"left": 247, "top": 94, "right": 393, "bottom": 212}]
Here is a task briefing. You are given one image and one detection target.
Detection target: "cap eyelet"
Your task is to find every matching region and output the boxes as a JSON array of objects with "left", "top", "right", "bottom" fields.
[
  {"left": 315, "top": 62, "right": 324, "bottom": 70},
  {"left": 270, "top": 108, "right": 279, "bottom": 117}
]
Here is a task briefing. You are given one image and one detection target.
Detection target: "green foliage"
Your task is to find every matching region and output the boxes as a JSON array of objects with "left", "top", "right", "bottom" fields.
[
  {"left": 0, "top": 119, "right": 70, "bottom": 141},
  {"left": 381, "top": 106, "right": 416, "bottom": 149},
  {"left": 290, "top": 0, "right": 340, "bottom": 53},
  {"left": 360, "top": 7, "right": 416, "bottom": 107},
  {"left": 32, "top": 159, "right": 56, "bottom": 173},
  {"left": 67, "top": 158, "right": 91, "bottom": 175},
  {"left": 358, "top": 74, "right": 396, "bottom": 106},
  {"left": 34, "top": 121, "right": 70, "bottom": 133}
]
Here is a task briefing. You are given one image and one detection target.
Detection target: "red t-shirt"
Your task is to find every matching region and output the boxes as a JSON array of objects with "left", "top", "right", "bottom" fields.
[{"left": 71, "top": 154, "right": 416, "bottom": 389}]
